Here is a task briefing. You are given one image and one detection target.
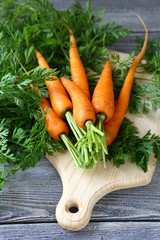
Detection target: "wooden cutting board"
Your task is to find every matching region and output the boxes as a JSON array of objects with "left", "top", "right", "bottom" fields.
[{"left": 46, "top": 51, "right": 160, "bottom": 231}]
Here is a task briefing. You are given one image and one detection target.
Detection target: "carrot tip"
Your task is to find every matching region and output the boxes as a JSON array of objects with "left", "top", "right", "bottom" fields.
[{"left": 131, "top": 12, "right": 148, "bottom": 34}]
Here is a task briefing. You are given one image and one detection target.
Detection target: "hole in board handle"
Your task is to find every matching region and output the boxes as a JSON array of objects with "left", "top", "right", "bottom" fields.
[
  {"left": 69, "top": 206, "right": 79, "bottom": 213},
  {"left": 65, "top": 201, "right": 79, "bottom": 214}
]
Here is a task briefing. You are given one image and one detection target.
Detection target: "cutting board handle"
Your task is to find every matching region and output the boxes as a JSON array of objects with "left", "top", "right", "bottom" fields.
[
  {"left": 56, "top": 192, "right": 94, "bottom": 231},
  {"left": 55, "top": 170, "right": 152, "bottom": 231},
  {"left": 47, "top": 151, "right": 155, "bottom": 231}
]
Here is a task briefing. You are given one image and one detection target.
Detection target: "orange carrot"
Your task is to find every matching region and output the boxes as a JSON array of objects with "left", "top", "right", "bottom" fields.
[
  {"left": 31, "top": 84, "right": 82, "bottom": 166},
  {"left": 29, "top": 82, "right": 69, "bottom": 141},
  {"left": 65, "top": 27, "right": 107, "bottom": 161},
  {"left": 104, "top": 13, "right": 148, "bottom": 146},
  {"left": 90, "top": 58, "right": 114, "bottom": 164},
  {"left": 92, "top": 57, "right": 114, "bottom": 122},
  {"left": 34, "top": 50, "right": 50, "bottom": 70},
  {"left": 11, "top": 49, "right": 82, "bottom": 166},
  {"left": 35, "top": 50, "right": 93, "bottom": 165},
  {"left": 61, "top": 77, "right": 95, "bottom": 129},
  {"left": 35, "top": 50, "right": 73, "bottom": 118},
  {"left": 40, "top": 96, "right": 69, "bottom": 141},
  {"left": 68, "top": 27, "right": 90, "bottom": 100}
]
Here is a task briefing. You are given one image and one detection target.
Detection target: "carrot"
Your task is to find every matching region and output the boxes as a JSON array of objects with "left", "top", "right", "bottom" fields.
[
  {"left": 40, "top": 96, "right": 69, "bottom": 141},
  {"left": 61, "top": 76, "right": 107, "bottom": 163},
  {"left": 35, "top": 50, "right": 73, "bottom": 118},
  {"left": 29, "top": 83, "right": 66, "bottom": 140},
  {"left": 39, "top": 94, "right": 82, "bottom": 166},
  {"left": 90, "top": 47, "right": 114, "bottom": 166},
  {"left": 68, "top": 27, "right": 90, "bottom": 100},
  {"left": 31, "top": 85, "right": 82, "bottom": 166},
  {"left": 61, "top": 77, "right": 95, "bottom": 129},
  {"left": 35, "top": 50, "right": 94, "bottom": 167},
  {"left": 29, "top": 83, "right": 69, "bottom": 140},
  {"left": 35, "top": 87, "right": 82, "bottom": 166},
  {"left": 35, "top": 38, "right": 107, "bottom": 167},
  {"left": 11, "top": 49, "right": 82, "bottom": 167},
  {"left": 34, "top": 50, "right": 50, "bottom": 70},
  {"left": 104, "top": 13, "right": 148, "bottom": 146},
  {"left": 92, "top": 57, "right": 114, "bottom": 122}
]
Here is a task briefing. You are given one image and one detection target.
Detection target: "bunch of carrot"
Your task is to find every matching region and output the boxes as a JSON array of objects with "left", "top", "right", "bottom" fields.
[{"left": 34, "top": 13, "right": 148, "bottom": 168}]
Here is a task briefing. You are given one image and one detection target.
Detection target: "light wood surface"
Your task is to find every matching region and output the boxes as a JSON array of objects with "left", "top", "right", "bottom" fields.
[{"left": 46, "top": 51, "right": 160, "bottom": 231}]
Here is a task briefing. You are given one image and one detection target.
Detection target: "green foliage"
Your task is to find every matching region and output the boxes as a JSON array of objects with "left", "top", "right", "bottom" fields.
[
  {"left": 0, "top": 51, "right": 64, "bottom": 190},
  {"left": 106, "top": 118, "right": 160, "bottom": 172},
  {"left": 0, "top": 0, "right": 159, "bottom": 190},
  {"left": 136, "top": 37, "right": 160, "bottom": 87},
  {"left": 0, "top": 70, "right": 66, "bottom": 188},
  {"left": 0, "top": 0, "right": 132, "bottom": 189},
  {"left": 111, "top": 41, "right": 160, "bottom": 114},
  {"left": 0, "top": 0, "right": 131, "bottom": 74},
  {"left": 106, "top": 38, "right": 160, "bottom": 170}
]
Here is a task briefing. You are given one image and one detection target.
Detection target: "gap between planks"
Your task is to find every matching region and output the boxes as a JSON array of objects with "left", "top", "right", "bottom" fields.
[{"left": 1, "top": 219, "right": 160, "bottom": 226}]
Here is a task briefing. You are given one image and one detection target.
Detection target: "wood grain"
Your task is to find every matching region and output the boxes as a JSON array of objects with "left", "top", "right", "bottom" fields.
[
  {"left": 47, "top": 153, "right": 157, "bottom": 231},
  {"left": 1, "top": 222, "right": 160, "bottom": 240},
  {"left": 109, "top": 32, "right": 160, "bottom": 54},
  {"left": 49, "top": 0, "right": 160, "bottom": 31},
  {"left": 1, "top": 159, "right": 160, "bottom": 224}
]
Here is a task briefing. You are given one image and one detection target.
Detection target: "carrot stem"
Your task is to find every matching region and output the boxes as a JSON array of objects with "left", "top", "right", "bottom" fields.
[
  {"left": 86, "top": 120, "right": 108, "bottom": 162},
  {"left": 65, "top": 112, "right": 104, "bottom": 166},
  {"left": 60, "top": 133, "right": 82, "bottom": 167},
  {"left": 95, "top": 114, "right": 108, "bottom": 167},
  {"left": 65, "top": 111, "right": 90, "bottom": 165},
  {"left": 86, "top": 121, "right": 104, "bottom": 136},
  {"left": 65, "top": 111, "right": 86, "bottom": 139},
  {"left": 65, "top": 111, "right": 80, "bottom": 140},
  {"left": 102, "top": 149, "right": 106, "bottom": 168},
  {"left": 75, "top": 135, "right": 87, "bottom": 147},
  {"left": 97, "top": 114, "right": 108, "bottom": 153}
]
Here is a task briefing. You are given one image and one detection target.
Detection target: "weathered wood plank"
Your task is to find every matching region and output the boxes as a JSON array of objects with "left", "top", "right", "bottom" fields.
[
  {"left": 109, "top": 32, "right": 160, "bottom": 53},
  {"left": 49, "top": 0, "right": 160, "bottom": 31},
  {"left": 1, "top": 221, "right": 160, "bottom": 239},
  {"left": 1, "top": 155, "right": 160, "bottom": 223}
]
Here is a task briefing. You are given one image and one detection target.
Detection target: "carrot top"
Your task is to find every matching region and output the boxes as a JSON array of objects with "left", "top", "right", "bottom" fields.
[{"left": 1, "top": 0, "right": 160, "bottom": 191}]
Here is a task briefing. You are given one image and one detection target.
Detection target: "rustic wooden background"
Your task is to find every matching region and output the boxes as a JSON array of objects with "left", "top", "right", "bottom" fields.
[{"left": 1, "top": 0, "right": 160, "bottom": 239}]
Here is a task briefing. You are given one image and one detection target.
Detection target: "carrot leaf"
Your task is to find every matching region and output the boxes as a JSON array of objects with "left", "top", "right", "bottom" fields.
[
  {"left": 0, "top": 0, "right": 159, "bottom": 190},
  {"left": 106, "top": 118, "right": 160, "bottom": 172}
]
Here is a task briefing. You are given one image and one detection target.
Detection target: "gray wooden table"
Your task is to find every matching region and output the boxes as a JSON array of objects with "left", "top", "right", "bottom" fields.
[{"left": 1, "top": 0, "right": 160, "bottom": 239}]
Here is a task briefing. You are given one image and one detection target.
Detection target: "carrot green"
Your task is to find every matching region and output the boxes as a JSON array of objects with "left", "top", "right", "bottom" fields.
[{"left": 0, "top": 0, "right": 160, "bottom": 190}]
